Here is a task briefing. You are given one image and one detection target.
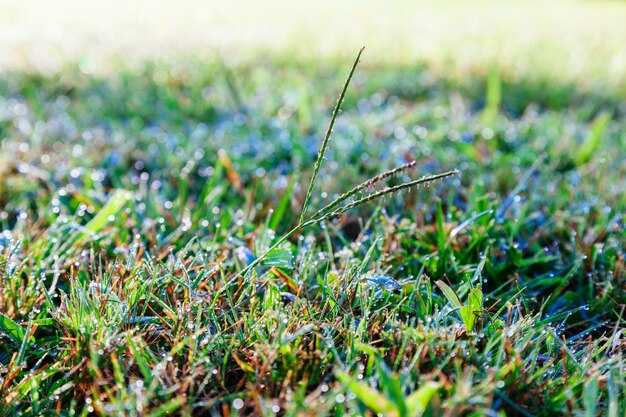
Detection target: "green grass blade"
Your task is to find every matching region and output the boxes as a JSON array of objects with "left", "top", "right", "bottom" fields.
[
  {"left": 146, "top": 398, "right": 185, "bottom": 417},
  {"left": 376, "top": 362, "right": 407, "bottom": 417},
  {"left": 15, "top": 316, "right": 33, "bottom": 365},
  {"left": 575, "top": 111, "right": 611, "bottom": 166},
  {"left": 435, "top": 280, "right": 462, "bottom": 309},
  {"left": 83, "top": 189, "right": 132, "bottom": 234},
  {"left": 460, "top": 306, "right": 475, "bottom": 332},
  {"left": 436, "top": 199, "right": 447, "bottom": 272},
  {"left": 583, "top": 375, "right": 599, "bottom": 417},
  {"left": 0, "top": 313, "right": 25, "bottom": 344},
  {"left": 270, "top": 176, "right": 296, "bottom": 230},
  {"left": 336, "top": 371, "right": 397, "bottom": 416},
  {"left": 358, "top": 237, "right": 380, "bottom": 274},
  {"left": 127, "top": 336, "right": 154, "bottom": 386},
  {"left": 263, "top": 243, "right": 294, "bottom": 270},
  {"left": 482, "top": 68, "right": 501, "bottom": 125},
  {"left": 406, "top": 381, "right": 440, "bottom": 416}
]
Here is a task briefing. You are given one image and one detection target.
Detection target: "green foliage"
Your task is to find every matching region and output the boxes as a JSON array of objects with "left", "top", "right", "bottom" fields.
[
  {"left": 460, "top": 288, "right": 483, "bottom": 333},
  {"left": 337, "top": 362, "right": 440, "bottom": 417},
  {"left": 0, "top": 48, "right": 624, "bottom": 417},
  {"left": 0, "top": 313, "right": 25, "bottom": 344},
  {"left": 575, "top": 112, "right": 611, "bottom": 167}
]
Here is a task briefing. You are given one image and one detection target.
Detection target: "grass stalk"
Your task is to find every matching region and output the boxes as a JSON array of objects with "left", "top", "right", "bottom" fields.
[{"left": 299, "top": 46, "right": 365, "bottom": 224}]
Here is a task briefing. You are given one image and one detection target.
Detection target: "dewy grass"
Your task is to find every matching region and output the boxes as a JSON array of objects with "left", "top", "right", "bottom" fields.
[
  {"left": 0, "top": 42, "right": 624, "bottom": 416},
  {"left": 235, "top": 48, "right": 458, "bottom": 285}
]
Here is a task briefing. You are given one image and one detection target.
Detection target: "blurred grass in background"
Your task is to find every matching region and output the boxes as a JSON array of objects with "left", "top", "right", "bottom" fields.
[{"left": 1, "top": 0, "right": 625, "bottom": 90}]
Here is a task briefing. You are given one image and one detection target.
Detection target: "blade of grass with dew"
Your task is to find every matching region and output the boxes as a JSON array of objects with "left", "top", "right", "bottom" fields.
[
  {"left": 76, "top": 189, "right": 132, "bottom": 243},
  {"left": 0, "top": 313, "right": 25, "bottom": 344},
  {"left": 16, "top": 316, "right": 34, "bottom": 365},
  {"left": 435, "top": 280, "right": 462, "bottom": 309},
  {"left": 146, "top": 398, "right": 185, "bottom": 417},
  {"left": 263, "top": 243, "right": 294, "bottom": 269},
  {"left": 336, "top": 371, "right": 397, "bottom": 417},
  {"left": 447, "top": 210, "right": 493, "bottom": 245},
  {"left": 126, "top": 335, "right": 154, "bottom": 386}
]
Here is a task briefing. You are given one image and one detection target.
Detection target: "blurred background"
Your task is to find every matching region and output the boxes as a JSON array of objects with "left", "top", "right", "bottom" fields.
[{"left": 1, "top": 0, "right": 625, "bottom": 90}]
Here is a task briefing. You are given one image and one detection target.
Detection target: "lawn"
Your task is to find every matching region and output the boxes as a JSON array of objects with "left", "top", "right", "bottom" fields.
[{"left": 0, "top": 2, "right": 625, "bottom": 416}]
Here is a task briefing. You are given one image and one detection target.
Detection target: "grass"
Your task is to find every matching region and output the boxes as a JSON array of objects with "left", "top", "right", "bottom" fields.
[
  {"left": 2, "top": 0, "right": 626, "bottom": 91},
  {"left": 0, "top": 41, "right": 625, "bottom": 416}
]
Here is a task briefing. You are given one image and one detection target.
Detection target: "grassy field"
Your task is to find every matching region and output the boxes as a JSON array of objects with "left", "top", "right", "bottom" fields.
[
  {"left": 1, "top": 2, "right": 626, "bottom": 416},
  {"left": 2, "top": 0, "right": 626, "bottom": 86}
]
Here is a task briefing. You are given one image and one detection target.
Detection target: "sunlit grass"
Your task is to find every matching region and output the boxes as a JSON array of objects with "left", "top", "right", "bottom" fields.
[
  {"left": 1, "top": 0, "right": 625, "bottom": 90},
  {"left": 0, "top": 4, "right": 625, "bottom": 415}
]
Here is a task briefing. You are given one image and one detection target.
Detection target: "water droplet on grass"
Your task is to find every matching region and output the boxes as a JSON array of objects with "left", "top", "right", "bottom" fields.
[{"left": 233, "top": 399, "right": 244, "bottom": 410}]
